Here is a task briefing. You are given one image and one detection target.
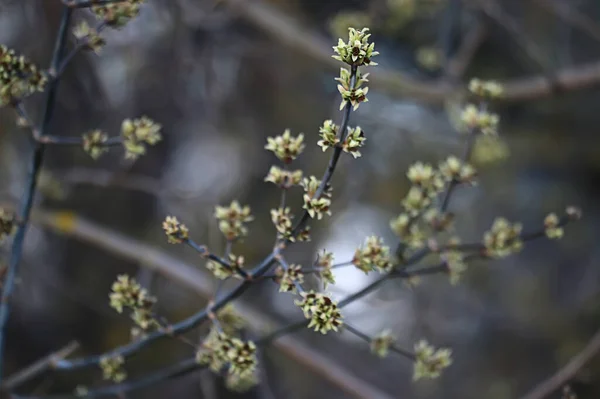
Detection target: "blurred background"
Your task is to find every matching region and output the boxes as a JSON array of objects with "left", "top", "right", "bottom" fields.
[{"left": 0, "top": 0, "right": 599, "bottom": 398}]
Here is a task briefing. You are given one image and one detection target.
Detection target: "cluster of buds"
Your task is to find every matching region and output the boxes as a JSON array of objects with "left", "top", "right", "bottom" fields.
[
  {"left": 196, "top": 330, "right": 258, "bottom": 378},
  {"left": 225, "top": 372, "right": 259, "bottom": 393},
  {"left": 370, "top": 329, "right": 396, "bottom": 358},
  {"left": 207, "top": 254, "right": 245, "bottom": 280},
  {"left": 317, "top": 120, "right": 366, "bottom": 158},
  {"left": 264, "top": 166, "right": 303, "bottom": 189},
  {"left": 332, "top": 27, "right": 379, "bottom": 67},
  {"left": 92, "top": 0, "right": 146, "bottom": 28},
  {"left": 402, "top": 162, "right": 445, "bottom": 216},
  {"left": 468, "top": 78, "right": 504, "bottom": 99},
  {"left": 441, "top": 238, "right": 467, "bottom": 285},
  {"left": 544, "top": 213, "right": 564, "bottom": 239},
  {"left": 352, "top": 236, "right": 393, "bottom": 273},
  {"left": 438, "top": 156, "right": 476, "bottom": 185},
  {"left": 109, "top": 275, "right": 157, "bottom": 331},
  {"left": 99, "top": 355, "right": 126, "bottom": 382},
  {"left": 336, "top": 67, "right": 370, "bottom": 111},
  {"left": 483, "top": 217, "right": 523, "bottom": 258},
  {"left": 0, "top": 208, "right": 15, "bottom": 243},
  {"left": 270, "top": 207, "right": 293, "bottom": 239},
  {"left": 302, "top": 176, "right": 332, "bottom": 220},
  {"left": 424, "top": 209, "right": 454, "bottom": 233},
  {"left": 315, "top": 250, "right": 335, "bottom": 288},
  {"left": 413, "top": 340, "right": 452, "bottom": 381},
  {"left": 265, "top": 129, "right": 305, "bottom": 164},
  {"left": 460, "top": 104, "right": 499, "bottom": 136},
  {"left": 390, "top": 213, "right": 426, "bottom": 249},
  {"left": 214, "top": 201, "right": 253, "bottom": 240},
  {"left": 121, "top": 116, "right": 162, "bottom": 159},
  {"left": 162, "top": 216, "right": 189, "bottom": 244},
  {"left": 73, "top": 21, "right": 106, "bottom": 54},
  {"left": 0, "top": 45, "right": 47, "bottom": 106},
  {"left": 275, "top": 263, "right": 304, "bottom": 293},
  {"left": 216, "top": 304, "right": 246, "bottom": 335},
  {"left": 295, "top": 290, "right": 343, "bottom": 334},
  {"left": 82, "top": 129, "right": 109, "bottom": 160}
]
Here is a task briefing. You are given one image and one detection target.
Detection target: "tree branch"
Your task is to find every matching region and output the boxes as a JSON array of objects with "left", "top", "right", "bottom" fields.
[
  {"left": 519, "top": 327, "right": 600, "bottom": 399},
  {"left": 0, "top": 6, "right": 73, "bottom": 384}
]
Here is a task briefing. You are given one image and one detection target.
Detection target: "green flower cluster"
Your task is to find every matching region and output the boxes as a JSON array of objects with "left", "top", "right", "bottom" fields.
[
  {"left": 302, "top": 176, "right": 333, "bottom": 220},
  {"left": 109, "top": 274, "right": 157, "bottom": 331},
  {"left": 99, "top": 355, "right": 126, "bottom": 382},
  {"left": 276, "top": 263, "right": 304, "bottom": 293},
  {"left": 73, "top": 21, "right": 106, "bottom": 54},
  {"left": 162, "top": 216, "right": 189, "bottom": 244},
  {"left": 0, "top": 45, "right": 47, "bottom": 106},
  {"left": 483, "top": 217, "right": 523, "bottom": 258},
  {"left": 265, "top": 129, "right": 305, "bottom": 164},
  {"left": 352, "top": 236, "right": 393, "bottom": 273},
  {"left": 92, "top": 0, "right": 146, "bottom": 28},
  {"left": 370, "top": 329, "right": 396, "bottom": 358},
  {"left": 82, "top": 129, "right": 109, "bottom": 160},
  {"left": 295, "top": 290, "right": 343, "bottom": 334},
  {"left": 318, "top": 120, "right": 366, "bottom": 158},
  {"left": 264, "top": 166, "right": 303, "bottom": 189},
  {"left": 207, "top": 253, "right": 245, "bottom": 280},
  {"left": 316, "top": 250, "right": 335, "bottom": 288},
  {"left": 121, "top": 116, "right": 162, "bottom": 159},
  {"left": 196, "top": 330, "right": 258, "bottom": 378},
  {"left": 332, "top": 27, "right": 379, "bottom": 67},
  {"left": 214, "top": 201, "right": 254, "bottom": 240},
  {"left": 413, "top": 340, "right": 452, "bottom": 381},
  {"left": 0, "top": 208, "right": 15, "bottom": 243},
  {"left": 544, "top": 213, "right": 564, "bottom": 239}
]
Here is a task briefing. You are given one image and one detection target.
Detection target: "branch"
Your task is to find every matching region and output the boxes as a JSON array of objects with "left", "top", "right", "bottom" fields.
[
  {"left": 519, "top": 327, "right": 600, "bottom": 399},
  {"left": 530, "top": 0, "right": 600, "bottom": 44},
  {"left": 6, "top": 208, "right": 395, "bottom": 399},
  {"left": 14, "top": 358, "right": 202, "bottom": 399},
  {"left": 0, "top": 7, "right": 73, "bottom": 384},
  {"left": 2, "top": 341, "right": 79, "bottom": 392}
]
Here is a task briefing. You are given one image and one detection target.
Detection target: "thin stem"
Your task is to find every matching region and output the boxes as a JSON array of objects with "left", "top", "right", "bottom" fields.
[
  {"left": 64, "top": 0, "right": 129, "bottom": 7},
  {"left": 344, "top": 324, "right": 416, "bottom": 361},
  {"left": 291, "top": 64, "right": 358, "bottom": 237},
  {"left": 0, "top": 7, "right": 73, "bottom": 384},
  {"left": 15, "top": 358, "right": 202, "bottom": 399}
]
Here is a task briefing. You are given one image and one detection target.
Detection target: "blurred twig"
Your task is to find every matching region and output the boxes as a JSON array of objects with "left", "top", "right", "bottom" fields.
[
  {"left": 520, "top": 327, "right": 600, "bottom": 399},
  {"left": 222, "top": 0, "right": 600, "bottom": 103},
  {"left": 444, "top": 20, "right": 488, "bottom": 81},
  {"left": 531, "top": 0, "right": 600, "bottom": 44},
  {"left": 2, "top": 341, "right": 80, "bottom": 392}
]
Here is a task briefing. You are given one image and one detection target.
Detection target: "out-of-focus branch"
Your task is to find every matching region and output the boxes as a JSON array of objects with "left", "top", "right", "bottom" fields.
[
  {"left": 444, "top": 20, "right": 488, "bottom": 80},
  {"left": 519, "top": 327, "right": 600, "bottom": 399},
  {"left": 11, "top": 207, "right": 395, "bottom": 399},
  {"left": 2, "top": 341, "right": 80, "bottom": 392},
  {"left": 531, "top": 0, "right": 600, "bottom": 44},
  {"left": 221, "top": 0, "right": 600, "bottom": 103}
]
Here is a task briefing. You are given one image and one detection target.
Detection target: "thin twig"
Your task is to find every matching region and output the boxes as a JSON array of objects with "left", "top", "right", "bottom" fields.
[
  {"left": 530, "top": 0, "right": 600, "bottom": 44},
  {"left": 519, "top": 327, "right": 600, "bottom": 399},
  {"left": 344, "top": 324, "right": 415, "bottom": 361},
  {"left": 2, "top": 341, "right": 80, "bottom": 392},
  {"left": 0, "top": 7, "right": 73, "bottom": 384}
]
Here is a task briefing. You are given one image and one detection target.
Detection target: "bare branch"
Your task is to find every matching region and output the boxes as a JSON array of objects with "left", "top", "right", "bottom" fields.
[{"left": 520, "top": 327, "right": 600, "bottom": 399}]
